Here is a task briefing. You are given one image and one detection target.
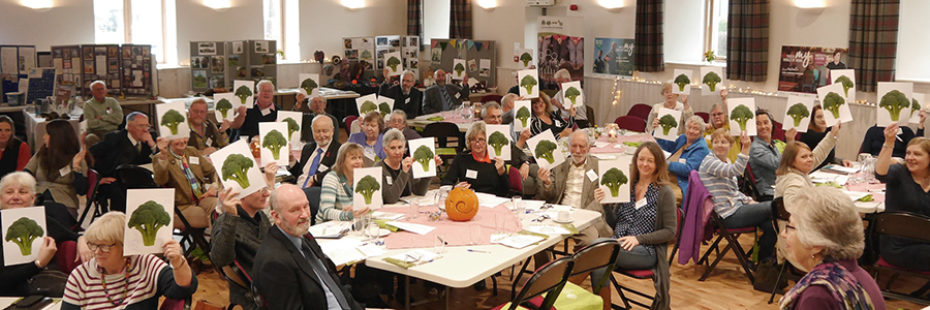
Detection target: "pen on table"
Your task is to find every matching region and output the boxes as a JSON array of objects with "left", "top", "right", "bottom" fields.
[
  {"left": 467, "top": 249, "right": 491, "bottom": 254},
  {"left": 437, "top": 236, "right": 448, "bottom": 245}
]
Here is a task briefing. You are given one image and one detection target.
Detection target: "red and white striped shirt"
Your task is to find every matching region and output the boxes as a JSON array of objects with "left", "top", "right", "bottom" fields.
[{"left": 62, "top": 254, "right": 166, "bottom": 310}]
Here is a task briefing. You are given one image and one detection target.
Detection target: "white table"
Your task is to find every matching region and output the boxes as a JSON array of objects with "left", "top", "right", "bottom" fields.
[
  {"left": 22, "top": 110, "right": 81, "bottom": 149},
  {"left": 0, "top": 297, "right": 61, "bottom": 310},
  {"left": 810, "top": 168, "right": 885, "bottom": 214}
]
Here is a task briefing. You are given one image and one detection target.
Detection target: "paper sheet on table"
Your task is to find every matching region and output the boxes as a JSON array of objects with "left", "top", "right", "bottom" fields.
[
  {"left": 520, "top": 199, "right": 546, "bottom": 211},
  {"left": 496, "top": 234, "right": 546, "bottom": 249},
  {"left": 809, "top": 171, "right": 848, "bottom": 185},
  {"left": 524, "top": 224, "right": 572, "bottom": 236},
  {"left": 385, "top": 221, "right": 435, "bottom": 235},
  {"left": 387, "top": 249, "right": 439, "bottom": 264},
  {"left": 372, "top": 211, "right": 405, "bottom": 221},
  {"left": 475, "top": 192, "right": 511, "bottom": 208},
  {"left": 593, "top": 141, "right": 609, "bottom": 148},
  {"left": 591, "top": 153, "right": 617, "bottom": 160},
  {"left": 308, "top": 221, "right": 352, "bottom": 238},
  {"left": 841, "top": 190, "right": 870, "bottom": 202},
  {"left": 822, "top": 164, "right": 860, "bottom": 174},
  {"left": 319, "top": 238, "right": 365, "bottom": 266},
  {"left": 357, "top": 244, "right": 386, "bottom": 257}
]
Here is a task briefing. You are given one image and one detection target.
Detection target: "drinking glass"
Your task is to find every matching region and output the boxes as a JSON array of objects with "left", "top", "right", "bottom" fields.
[{"left": 511, "top": 196, "right": 524, "bottom": 219}]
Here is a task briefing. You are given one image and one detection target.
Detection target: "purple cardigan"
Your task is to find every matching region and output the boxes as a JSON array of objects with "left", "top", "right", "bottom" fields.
[{"left": 678, "top": 170, "right": 715, "bottom": 265}]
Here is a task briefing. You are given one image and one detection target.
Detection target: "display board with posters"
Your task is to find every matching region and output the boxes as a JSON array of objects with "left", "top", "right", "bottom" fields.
[
  {"left": 537, "top": 16, "right": 583, "bottom": 91},
  {"left": 777, "top": 45, "right": 849, "bottom": 94},
  {"left": 592, "top": 38, "right": 634, "bottom": 77}
]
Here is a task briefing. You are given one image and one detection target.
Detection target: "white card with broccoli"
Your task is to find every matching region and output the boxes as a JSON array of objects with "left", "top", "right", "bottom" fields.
[
  {"left": 1, "top": 207, "right": 47, "bottom": 266},
  {"left": 830, "top": 69, "right": 856, "bottom": 103},
  {"left": 672, "top": 69, "right": 693, "bottom": 95},
  {"left": 598, "top": 157, "right": 632, "bottom": 204},
  {"left": 517, "top": 69, "right": 539, "bottom": 99},
  {"left": 377, "top": 96, "right": 395, "bottom": 117},
  {"left": 210, "top": 140, "right": 264, "bottom": 197},
  {"left": 276, "top": 111, "right": 303, "bottom": 146},
  {"left": 213, "top": 92, "right": 239, "bottom": 123},
  {"left": 123, "top": 188, "right": 175, "bottom": 256},
  {"left": 560, "top": 81, "right": 584, "bottom": 109},
  {"left": 298, "top": 73, "right": 321, "bottom": 97},
  {"left": 515, "top": 49, "right": 534, "bottom": 69},
  {"left": 353, "top": 167, "right": 383, "bottom": 211},
  {"left": 910, "top": 93, "right": 926, "bottom": 125},
  {"left": 817, "top": 83, "right": 853, "bottom": 127},
  {"left": 233, "top": 80, "right": 254, "bottom": 109},
  {"left": 452, "top": 58, "right": 467, "bottom": 81},
  {"left": 782, "top": 95, "right": 815, "bottom": 133},
  {"left": 384, "top": 52, "right": 403, "bottom": 77},
  {"left": 652, "top": 107, "right": 681, "bottom": 141},
  {"left": 527, "top": 129, "right": 565, "bottom": 170},
  {"left": 156, "top": 101, "right": 190, "bottom": 140},
  {"left": 259, "top": 122, "right": 290, "bottom": 167},
  {"left": 486, "top": 124, "right": 511, "bottom": 161},
  {"left": 356, "top": 93, "right": 379, "bottom": 116},
  {"left": 408, "top": 137, "right": 437, "bottom": 179},
  {"left": 727, "top": 98, "right": 757, "bottom": 136},
  {"left": 512, "top": 100, "right": 533, "bottom": 132},
  {"left": 700, "top": 67, "right": 725, "bottom": 96},
  {"left": 876, "top": 82, "right": 913, "bottom": 127}
]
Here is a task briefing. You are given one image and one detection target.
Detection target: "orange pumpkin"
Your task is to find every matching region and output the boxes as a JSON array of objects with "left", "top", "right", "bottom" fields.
[{"left": 444, "top": 187, "right": 479, "bottom": 221}]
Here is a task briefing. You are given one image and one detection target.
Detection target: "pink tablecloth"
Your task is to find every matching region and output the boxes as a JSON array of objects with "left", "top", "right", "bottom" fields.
[
  {"left": 590, "top": 133, "right": 656, "bottom": 154},
  {"left": 381, "top": 204, "right": 522, "bottom": 249},
  {"left": 434, "top": 111, "right": 475, "bottom": 124}
]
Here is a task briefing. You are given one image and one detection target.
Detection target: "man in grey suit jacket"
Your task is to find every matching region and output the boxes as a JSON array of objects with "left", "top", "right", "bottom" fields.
[{"left": 422, "top": 69, "right": 470, "bottom": 115}]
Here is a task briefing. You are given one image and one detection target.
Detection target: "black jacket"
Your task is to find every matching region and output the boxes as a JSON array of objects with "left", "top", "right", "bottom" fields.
[
  {"left": 89, "top": 129, "right": 154, "bottom": 178},
  {"left": 289, "top": 141, "right": 341, "bottom": 187},
  {"left": 381, "top": 85, "right": 424, "bottom": 118},
  {"left": 441, "top": 151, "right": 510, "bottom": 197}
]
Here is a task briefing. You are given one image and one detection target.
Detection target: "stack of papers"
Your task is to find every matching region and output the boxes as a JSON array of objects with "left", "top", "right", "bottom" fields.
[
  {"left": 496, "top": 234, "right": 546, "bottom": 249},
  {"left": 475, "top": 192, "right": 511, "bottom": 208},
  {"left": 319, "top": 238, "right": 365, "bottom": 266},
  {"left": 372, "top": 211, "right": 405, "bottom": 221},
  {"left": 385, "top": 221, "right": 436, "bottom": 235},
  {"left": 841, "top": 190, "right": 870, "bottom": 202},
  {"left": 523, "top": 224, "right": 572, "bottom": 236},
  {"left": 823, "top": 164, "right": 860, "bottom": 175},
  {"left": 385, "top": 249, "right": 440, "bottom": 267},
  {"left": 308, "top": 221, "right": 351, "bottom": 239}
]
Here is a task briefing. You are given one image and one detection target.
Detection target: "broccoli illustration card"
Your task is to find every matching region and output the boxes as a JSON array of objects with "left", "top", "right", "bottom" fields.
[
  {"left": 156, "top": 101, "right": 190, "bottom": 140},
  {"left": 527, "top": 129, "right": 565, "bottom": 170},
  {"left": 383, "top": 52, "right": 403, "bottom": 77},
  {"left": 213, "top": 92, "right": 239, "bottom": 123},
  {"left": 355, "top": 93, "right": 379, "bottom": 116},
  {"left": 1, "top": 207, "right": 46, "bottom": 266},
  {"left": 259, "top": 122, "right": 290, "bottom": 167},
  {"left": 517, "top": 69, "right": 539, "bottom": 99},
  {"left": 512, "top": 100, "right": 533, "bottom": 132},
  {"left": 652, "top": 107, "right": 681, "bottom": 141},
  {"left": 377, "top": 96, "right": 395, "bottom": 117},
  {"left": 560, "top": 81, "right": 584, "bottom": 109},
  {"left": 123, "top": 188, "right": 174, "bottom": 255},
  {"left": 515, "top": 49, "right": 534, "bottom": 69},
  {"left": 451, "top": 58, "right": 466, "bottom": 81},
  {"left": 817, "top": 83, "right": 853, "bottom": 127},
  {"left": 727, "top": 98, "right": 757, "bottom": 136},
  {"left": 233, "top": 80, "right": 254, "bottom": 109},
  {"left": 910, "top": 93, "right": 925, "bottom": 125},
  {"left": 782, "top": 95, "right": 815, "bottom": 133},
  {"left": 276, "top": 111, "right": 303, "bottom": 146},
  {"left": 408, "top": 137, "right": 437, "bottom": 179},
  {"left": 876, "top": 82, "right": 913, "bottom": 127},
  {"left": 486, "top": 124, "right": 512, "bottom": 161},
  {"left": 298, "top": 73, "right": 321, "bottom": 97},
  {"left": 353, "top": 167, "right": 383, "bottom": 211},
  {"left": 209, "top": 140, "right": 264, "bottom": 197},
  {"left": 700, "top": 66, "right": 725, "bottom": 96},
  {"left": 830, "top": 69, "right": 856, "bottom": 103},
  {"left": 672, "top": 69, "right": 693, "bottom": 95},
  {"left": 598, "top": 157, "right": 632, "bottom": 204}
]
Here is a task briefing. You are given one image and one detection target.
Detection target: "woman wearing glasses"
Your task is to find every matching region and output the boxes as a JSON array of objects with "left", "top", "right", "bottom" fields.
[{"left": 61, "top": 212, "right": 197, "bottom": 309}]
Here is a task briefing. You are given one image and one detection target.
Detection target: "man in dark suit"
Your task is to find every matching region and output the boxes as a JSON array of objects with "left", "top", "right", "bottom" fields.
[
  {"left": 296, "top": 94, "right": 341, "bottom": 143},
  {"left": 290, "top": 115, "right": 341, "bottom": 189},
  {"left": 252, "top": 184, "right": 362, "bottom": 310},
  {"left": 89, "top": 111, "right": 156, "bottom": 212},
  {"left": 380, "top": 70, "right": 423, "bottom": 118},
  {"left": 231, "top": 80, "right": 278, "bottom": 140},
  {"left": 421, "top": 69, "right": 469, "bottom": 115}
]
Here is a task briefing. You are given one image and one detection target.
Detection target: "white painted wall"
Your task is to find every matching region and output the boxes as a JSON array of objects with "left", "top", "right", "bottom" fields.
[
  {"left": 175, "top": 0, "right": 263, "bottom": 66},
  {"left": 0, "top": 0, "right": 95, "bottom": 50},
  {"left": 299, "top": 0, "right": 407, "bottom": 64},
  {"left": 664, "top": 0, "right": 705, "bottom": 63}
]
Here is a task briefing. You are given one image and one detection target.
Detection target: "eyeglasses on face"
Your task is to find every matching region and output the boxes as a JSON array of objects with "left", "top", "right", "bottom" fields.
[{"left": 88, "top": 243, "right": 118, "bottom": 253}]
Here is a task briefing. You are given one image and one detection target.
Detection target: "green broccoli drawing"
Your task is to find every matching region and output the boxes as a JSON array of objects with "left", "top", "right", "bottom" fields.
[
  {"left": 386, "top": 56, "right": 401, "bottom": 71},
  {"left": 262, "top": 130, "right": 287, "bottom": 160},
  {"left": 600, "top": 168, "right": 629, "bottom": 197},
  {"left": 128, "top": 200, "right": 171, "bottom": 246},
  {"left": 222, "top": 154, "right": 254, "bottom": 188},
  {"left": 516, "top": 106, "right": 531, "bottom": 128},
  {"left": 454, "top": 63, "right": 465, "bottom": 77},
  {"left": 564, "top": 87, "right": 581, "bottom": 107},
  {"left": 355, "top": 175, "right": 380, "bottom": 204},
  {"left": 360, "top": 100, "right": 377, "bottom": 115},
  {"left": 520, "top": 75, "right": 537, "bottom": 94},
  {"left": 880, "top": 90, "right": 910, "bottom": 122},
  {"left": 674, "top": 74, "right": 691, "bottom": 92},
  {"left": 534, "top": 140, "right": 558, "bottom": 164},
  {"left": 702, "top": 71, "right": 721, "bottom": 92},
  {"left": 216, "top": 98, "right": 233, "bottom": 119},
  {"left": 160, "top": 110, "right": 185, "bottom": 135},
  {"left": 729, "top": 104, "right": 754, "bottom": 131},
  {"left": 235, "top": 85, "right": 252, "bottom": 105},
  {"left": 835, "top": 75, "right": 854, "bottom": 98},
  {"left": 910, "top": 98, "right": 921, "bottom": 120},
  {"left": 520, "top": 52, "right": 533, "bottom": 67},
  {"left": 488, "top": 131, "right": 509, "bottom": 155},
  {"left": 379, "top": 102, "right": 391, "bottom": 116},
  {"left": 5, "top": 217, "right": 43, "bottom": 256},
  {"left": 283, "top": 117, "right": 299, "bottom": 138},
  {"left": 361, "top": 50, "right": 372, "bottom": 59},
  {"left": 414, "top": 145, "right": 434, "bottom": 171},
  {"left": 787, "top": 103, "right": 810, "bottom": 127},
  {"left": 300, "top": 78, "right": 318, "bottom": 95},
  {"left": 658, "top": 114, "right": 677, "bottom": 135},
  {"left": 822, "top": 92, "right": 846, "bottom": 119}
]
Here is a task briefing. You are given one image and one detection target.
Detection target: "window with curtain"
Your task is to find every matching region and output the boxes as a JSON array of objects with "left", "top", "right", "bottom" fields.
[
  {"left": 706, "top": 0, "right": 728, "bottom": 60},
  {"left": 93, "top": 0, "right": 177, "bottom": 65}
]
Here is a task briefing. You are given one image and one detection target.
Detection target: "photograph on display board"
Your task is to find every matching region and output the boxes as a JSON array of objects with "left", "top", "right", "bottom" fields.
[
  {"left": 727, "top": 98, "right": 757, "bottom": 136},
  {"left": 593, "top": 38, "right": 634, "bottom": 76},
  {"left": 537, "top": 16, "right": 584, "bottom": 89},
  {"left": 652, "top": 108, "right": 681, "bottom": 141},
  {"left": 259, "top": 122, "right": 290, "bottom": 166},
  {"left": 672, "top": 69, "right": 693, "bottom": 95},
  {"left": 156, "top": 101, "right": 190, "bottom": 140},
  {"left": 408, "top": 137, "right": 437, "bottom": 179},
  {"left": 486, "top": 124, "right": 511, "bottom": 161},
  {"left": 598, "top": 157, "right": 632, "bottom": 204},
  {"left": 512, "top": 100, "right": 532, "bottom": 132},
  {"left": 526, "top": 129, "right": 565, "bottom": 170},
  {"left": 782, "top": 95, "right": 816, "bottom": 133},
  {"left": 192, "top": 70, "right": 207, "bottom": 89},
  {"left": 1, "top": 207, "right": 46, "bottom": 266},
  {"left": 816, "top": 83, "right": 853, "bottom": 127},
  {"left": 123, "top": 189, "right": 175, "bottom": 255},
  {"left": 911, "top": 93, "right": 926, "bottom": 125},
  {"left": 876, "top": 82, "right": 913, "bottom": 127},
  {"left": 778, "top": 46, "right": 849, "bottom": 94},
  {"left": 353, "top": 167, "right": 383, "bottom": 211}
]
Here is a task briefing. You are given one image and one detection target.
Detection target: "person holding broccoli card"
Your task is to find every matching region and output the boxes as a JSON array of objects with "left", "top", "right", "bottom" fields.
[
  {"left": 186, "top": 98, "right": 229, "bottom": 156},
  {"left": 291, "top": 115, "right": 341, "bottom": 189},
  {"left": 646, "top": 83, "right": 694, "bottom": 137},
  {"left": 317, "top": 143, "right": 372, "bottom": 223},
  {"left": 422, "top": 69, "right": 470, "bottom": 115},
  {"left": 749, "top": 109, "right": 796, "bottom": 201},
  {"left": 230, "top": 80, "right": 278, "bottom": 140},
  {"left": 376, "top": 129, "right": 441, "bottom": 204},
  {"left": 651, "top": 115, "right": 710, "bottom": 201},
  {"left": 152, "top": 136, "right": 217, "bottom": 229},
  {"left": 442, "top": 122, "right": 510, "bottom": 197},
  {"left": 380, "top": 70, "right": 424, "bottom": 118}
]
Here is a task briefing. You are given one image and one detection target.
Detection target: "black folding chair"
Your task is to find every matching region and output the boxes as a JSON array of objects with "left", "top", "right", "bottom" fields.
[
  {"left": 76, "top": 169, "right": 103, "bottom": 230},
  {"left": 498, "top": 256, "right": 574, "bottom": 310},
  {"left": 870, "top": 212, "right": 930, "bottom": 304}
]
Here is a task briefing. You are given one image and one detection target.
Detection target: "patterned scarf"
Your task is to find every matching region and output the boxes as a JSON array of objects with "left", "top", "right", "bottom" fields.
[
  {"left": 613, "top": 182, "right": 659, "bottom": 255},
  {"left": 171, "top": 149, "right": 203, "bottom": 203},
  {"left": 779, "top": 260, "right": 874, "bottom": 310}
]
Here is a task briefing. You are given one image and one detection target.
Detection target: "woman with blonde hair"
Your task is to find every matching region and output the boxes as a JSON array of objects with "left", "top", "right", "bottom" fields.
[
  {"left": 774, "top": 123, "right": 843, "bottom": 207},
  {"left": 646, "top": 82, "right": 694, "bottom": 136},
  {"left": 317, "top": 143, "right": 370, "bottom": 222},
  {"left": 530, "top": 92, "right": 575, "bottom": 138}
]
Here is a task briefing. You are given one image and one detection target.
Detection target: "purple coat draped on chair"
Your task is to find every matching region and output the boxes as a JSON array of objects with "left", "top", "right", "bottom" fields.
[{"left": 678, "top": 170, "right": 715, "bottom": 265}]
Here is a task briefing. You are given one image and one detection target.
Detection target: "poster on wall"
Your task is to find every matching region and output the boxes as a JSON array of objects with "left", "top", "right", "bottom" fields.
[
  {"left": 777, "top": 46, "right": 849, "bottom": 94},
  {"left": 537, "top": 16, "right": 584, "bottom": 92},
  {"left": 592, "top": 38, "right": 634, "bottom": 77}
]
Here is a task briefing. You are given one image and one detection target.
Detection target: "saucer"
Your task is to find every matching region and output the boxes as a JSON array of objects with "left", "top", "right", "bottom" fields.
[{"left": 552, "top": 217, "right": 574, "bottom": 224}]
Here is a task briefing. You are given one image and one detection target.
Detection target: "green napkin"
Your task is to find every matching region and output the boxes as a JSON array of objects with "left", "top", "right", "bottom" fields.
[
  {"left": 427, "top": 116, "right": 444, "bottom": 121},
  {"left": 560, "top": 223, "right": 579, "bottom": 235},
  {"left": 373, "top": 219, "right": 400, "bottom": 232}
]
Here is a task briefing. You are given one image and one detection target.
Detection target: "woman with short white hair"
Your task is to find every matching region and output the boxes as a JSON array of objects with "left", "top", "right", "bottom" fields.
[
  {"left": 652, "top": 115, "right": 710, "bottom": 199},
  {"left": 377, "top": 129, "right": 439, "bottom": 203},
  {"left": 779, "top": 187, "right": 884, "bottom": 309}
]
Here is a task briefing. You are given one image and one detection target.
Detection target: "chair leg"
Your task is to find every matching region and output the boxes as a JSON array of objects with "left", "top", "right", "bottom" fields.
[
  {"left": 699, "top": 240, "right": 734, "bottom": 281},
  {"left": 724, "top": 235, "right": 756, "bottom": 284},
  {"left": 768, "top": 263, "right": 788, "bottom": 303},
  {"left": 610, "top": 274, "right": 632, "bottom": 310},
  {"left": 698, "top": 235, "right": 724, "bottom": 265},
  {"left": 511, "top": 259, "right": 533, "bottom": 300}
]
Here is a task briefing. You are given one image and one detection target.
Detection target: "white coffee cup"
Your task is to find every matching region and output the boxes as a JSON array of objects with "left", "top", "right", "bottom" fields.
[{"left": 557, "top": 210, "right": 571, "bottom": 222}]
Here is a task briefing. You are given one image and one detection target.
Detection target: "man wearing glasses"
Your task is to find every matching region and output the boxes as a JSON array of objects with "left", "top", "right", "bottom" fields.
[{"left": 90, "top": 111, "right": 156, "bottom": 212}]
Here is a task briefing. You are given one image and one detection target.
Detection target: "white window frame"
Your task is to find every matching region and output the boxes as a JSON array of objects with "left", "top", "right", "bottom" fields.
[
  {"left": 263, "top": 0, "right": 300, "bottom": 62},
  {"left": 703, "top": 0, "right": 728, "bottom": 62},
  {"left": 94, "top": 0, "right": 177, "bottom": 66}
]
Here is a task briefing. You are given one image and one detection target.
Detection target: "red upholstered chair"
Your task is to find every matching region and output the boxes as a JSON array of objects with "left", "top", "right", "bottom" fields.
[
  {"left": 627, "top": 103, "right": 652, "bottom": 120},
  {"left": 342, "top": 115, "right": 358, "bottom": 136},
  {"left": 695, "top": 112, "right": 710, "bottom": 123},
  {"left": 508, "top": 165, "right": 523, "bottom": 196},
  {"left": 615, "top": 115, "right": 647, "bottom": 133}
]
